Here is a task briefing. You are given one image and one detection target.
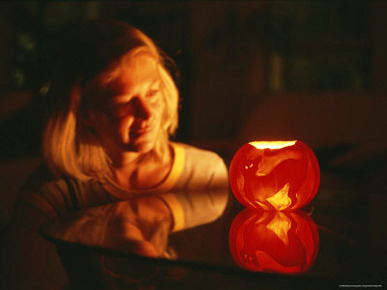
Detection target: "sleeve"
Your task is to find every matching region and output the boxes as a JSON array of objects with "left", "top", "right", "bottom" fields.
[
  {"left": 203, "top": 151, "right": 229, "bottom": 189},
  {"left": 176, "top": 144, "right": 229, "bottom": 191},
  {"left": 160, "top": 145, "right": 230, "bottom": 231}
]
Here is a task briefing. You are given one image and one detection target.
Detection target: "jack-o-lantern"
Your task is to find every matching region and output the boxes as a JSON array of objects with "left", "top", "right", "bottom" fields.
[
  {"left": 229, "top": 141, "right": 320, "bottom": 210},
  {"left": 229, "top": 208, "right": 319, "bottom": 274}
]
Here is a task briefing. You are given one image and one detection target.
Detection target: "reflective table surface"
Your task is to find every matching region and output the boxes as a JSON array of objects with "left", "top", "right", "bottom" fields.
[{"left": 41, "top": 172, "right": 387, "bottom": 289}]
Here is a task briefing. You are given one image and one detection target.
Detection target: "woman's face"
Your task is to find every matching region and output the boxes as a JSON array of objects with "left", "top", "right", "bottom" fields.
[{"left": 90, "top": 55, "right": 164, "bottom": 155}]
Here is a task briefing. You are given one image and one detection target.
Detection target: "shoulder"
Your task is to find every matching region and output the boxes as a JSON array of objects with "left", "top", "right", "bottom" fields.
[
  {"left": 19, "top": 163, "right": 90, "bottom": 219},
  {"left": 22, "top": 163, "right": 95, "bottom": 194},
  {"left": 171, "top": 142, "right": 229, "bottom": 189},
  {"left": 173, "top": 142, "right": 225, "bottom": 165},
  {"left": 21, "top": 163, "right": 67, "bottom": 192},
  {"left": 19, "top": 163, "right": 117, "bottom": 219}
]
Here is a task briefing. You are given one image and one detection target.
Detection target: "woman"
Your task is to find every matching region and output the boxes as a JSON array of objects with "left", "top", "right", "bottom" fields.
[{"left": 2, "top": 19, "right": 228, "bottom": 289}]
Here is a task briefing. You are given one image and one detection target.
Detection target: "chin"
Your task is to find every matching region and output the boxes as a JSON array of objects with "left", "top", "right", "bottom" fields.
[
  {"left": 125, "top": 130, "right": 159, "bottom": 154},
  {"left": 125, "top": 140, "right": 155, "bottom": 154}
]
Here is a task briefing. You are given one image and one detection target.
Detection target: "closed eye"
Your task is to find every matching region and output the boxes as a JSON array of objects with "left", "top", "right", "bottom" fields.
[{"left": 146, "top": 89, "right": 159, "bottom": 98}]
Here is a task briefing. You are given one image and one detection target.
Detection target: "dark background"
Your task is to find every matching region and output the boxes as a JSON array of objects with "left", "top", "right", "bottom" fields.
[
  {"left": 1, "top": 2, "right": 387, "bottom": 286},
  {"left": 1, "top": 2, "right": 386, "bottom": 155},
  {"left": 1, "top": 1, "right": 387, "bottom": 224}
]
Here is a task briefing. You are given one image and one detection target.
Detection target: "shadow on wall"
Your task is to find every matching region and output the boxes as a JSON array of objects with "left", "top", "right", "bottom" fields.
[
  {"left": 235, "top": 92, "right": 387, "bottom": 182},
  {"left": 232, "top": 91, "right": 387, "bottom": 196},
  {"left": 239, "top": 92, "right": 387, "bottom": 149}
]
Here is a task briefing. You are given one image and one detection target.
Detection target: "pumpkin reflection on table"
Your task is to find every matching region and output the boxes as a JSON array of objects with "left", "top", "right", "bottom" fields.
[{"left": 229, "top": 208, "right": 319, "bottom": 275}]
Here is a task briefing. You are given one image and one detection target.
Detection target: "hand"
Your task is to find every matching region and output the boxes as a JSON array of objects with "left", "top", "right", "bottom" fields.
[
  {"left": 104, "top": 195, "right": 173, "bottom": 257},
  {"left": 47, "top": 195, "right": 173, "bottom": 258}
]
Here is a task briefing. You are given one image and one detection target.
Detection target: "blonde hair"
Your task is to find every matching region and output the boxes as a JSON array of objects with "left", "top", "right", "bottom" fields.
[{"left": 43, "top": 19, "right": 179, "bottom": 181}]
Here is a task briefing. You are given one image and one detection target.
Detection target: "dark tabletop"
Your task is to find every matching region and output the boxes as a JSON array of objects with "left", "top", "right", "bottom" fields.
[{"left": 41, "top": 172, "right": 387, "bottom": 290}]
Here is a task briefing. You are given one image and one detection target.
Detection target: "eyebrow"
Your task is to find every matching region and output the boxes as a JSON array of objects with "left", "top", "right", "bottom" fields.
[{"left": 148, "top": 78, "right": 160, "bottom": 88}]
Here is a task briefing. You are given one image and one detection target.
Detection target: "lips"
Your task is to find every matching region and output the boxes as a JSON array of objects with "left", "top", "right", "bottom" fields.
[{"left": 130, "top": 124, "right": 152, "bottom": 138}]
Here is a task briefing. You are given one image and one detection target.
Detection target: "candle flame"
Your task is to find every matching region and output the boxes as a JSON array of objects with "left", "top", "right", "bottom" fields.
[{"left": 249, "top": 141, "right": 296, "bottom": 150}]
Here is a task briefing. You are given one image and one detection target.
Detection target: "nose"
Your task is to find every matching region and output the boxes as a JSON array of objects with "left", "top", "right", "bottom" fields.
[{"left": 133, "top": 97, "right": 152, "bottom": 120}]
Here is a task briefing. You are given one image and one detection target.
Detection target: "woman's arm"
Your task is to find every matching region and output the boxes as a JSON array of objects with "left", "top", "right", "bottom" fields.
[{"left": 1, "top": 203, "right": 60, "bottom": 290}]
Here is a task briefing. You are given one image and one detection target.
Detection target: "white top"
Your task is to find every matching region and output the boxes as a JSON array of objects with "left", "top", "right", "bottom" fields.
[{"left": 17, "top": 142, "right": 229, "bottom": 231}]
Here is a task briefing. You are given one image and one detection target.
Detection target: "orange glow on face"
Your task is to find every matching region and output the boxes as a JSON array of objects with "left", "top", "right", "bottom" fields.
[
  {"left": 229, "top": 140, "right": 320, "bottom": 210},
  {"left": 229, "top": 209, "right": 319, "bottom": 274}
]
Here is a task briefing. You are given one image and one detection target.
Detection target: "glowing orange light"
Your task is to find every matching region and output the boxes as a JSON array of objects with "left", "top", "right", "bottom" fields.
[
  {"left": 229, "top": 140, "right": 320, "bottom": 210},
  {"left": 229, "top": 208, "right": 319, "bottom": 274}
]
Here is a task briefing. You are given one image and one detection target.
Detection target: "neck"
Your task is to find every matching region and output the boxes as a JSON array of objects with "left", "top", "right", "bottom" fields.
[
  {"left": 111, "top": 151, "right": 148, "bottom": 169},
  {"left": 109, "top": 146, "right": 173, "bottom": 190}
]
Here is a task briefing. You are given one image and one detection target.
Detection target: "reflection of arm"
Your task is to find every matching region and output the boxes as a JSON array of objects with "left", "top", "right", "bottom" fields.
[
  {"left": 160, "top": 188, "right": 230, "bottom": 232},
  {"left": 45, "top": 195, "right": 173, "bottom": 258},
  {"left": 104, "top": 195, "right": 172, "bottom": 257}
]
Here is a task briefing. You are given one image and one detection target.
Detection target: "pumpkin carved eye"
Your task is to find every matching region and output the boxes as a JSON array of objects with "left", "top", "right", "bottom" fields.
[{"left": 229, "top": 140, "right": 320, "bottom": 210}]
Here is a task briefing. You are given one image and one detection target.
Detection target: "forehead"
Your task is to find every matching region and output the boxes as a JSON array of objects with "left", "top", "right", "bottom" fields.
[{"left": 104, "top": 55, "right": 160, "bottom": 96}]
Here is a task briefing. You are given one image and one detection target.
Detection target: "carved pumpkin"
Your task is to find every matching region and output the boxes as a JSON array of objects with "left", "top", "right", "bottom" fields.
[
  {"left": 229, "top": 141, "right": 320, "bottom": 210},
  {"left": 229, "top": 208, "right": 319, "bottom": 274}
]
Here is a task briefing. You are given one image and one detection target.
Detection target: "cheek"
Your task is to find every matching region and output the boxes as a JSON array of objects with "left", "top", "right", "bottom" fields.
[
  {"left": 95, "top": 113, "right": 129, "bottom": 137},
  {"left": 94, "top": 115, "right": 114, "bottom": 139},
  {"left": 154, "top": 106, "right": 163, "bottom": 124},
  {"left": 116, "top": 115, "right": 134, "bottom": 134},
  {"left": 152, "top": 100, "right": 166, "bottom": 126}
]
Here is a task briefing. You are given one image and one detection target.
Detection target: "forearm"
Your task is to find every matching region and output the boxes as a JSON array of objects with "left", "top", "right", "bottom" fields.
[{"left": 1, "top": 204, "right": 53, "bottom": 290}]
